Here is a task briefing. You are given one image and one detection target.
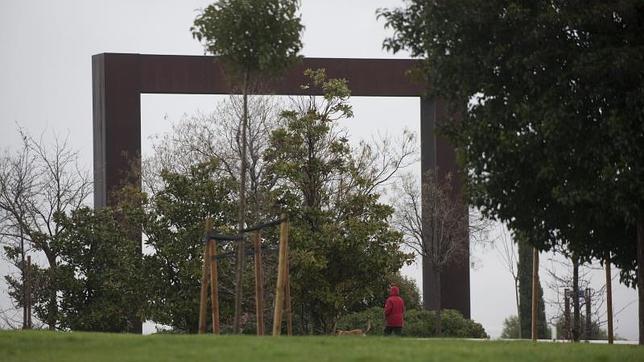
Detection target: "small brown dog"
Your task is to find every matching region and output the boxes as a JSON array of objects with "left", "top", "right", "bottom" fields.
[{"left": 335, "top": 320, "right": 371, "bottom": 336}]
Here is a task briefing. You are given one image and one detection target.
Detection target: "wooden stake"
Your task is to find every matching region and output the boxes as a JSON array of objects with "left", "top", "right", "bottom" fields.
[
  {"left": 198, "top": 242, "right": 210, "bottom": 334},
  {"left": 285, "top": 247, "right": 293, "bottom": 336},
  {"left": 273, "top": 213, "right": 289, "bottom": 336},
  {"left": 585, "top": 288, "right": 591, "bottom": 341},
  {"left": 564, "top": 289, "right": 571, "bottom": 340},
  {"left": 605, "top": 257, "right": 614, "bottom": 344},
  {"left": 209, "top": 239, "right": 220, "bottom": 334},
  {"left": 531, "top": 247, "right": 539, "bottom": 341},
  {"left": 26, "top": 255, "right": 32, "bottom": 329},
  {"left": 253, "top": 231, "right": 265, "bottom": 336}
]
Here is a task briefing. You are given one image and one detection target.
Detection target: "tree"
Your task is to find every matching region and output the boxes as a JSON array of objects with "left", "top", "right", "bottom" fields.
[
  {"left": 379, "top": 0, "right": 644, "bottom": 343},
  {"left": 0, "top": 131, "right": 91, "bottom": 329},
  {"left": 554, "top": 314, "right": 608, "bottom": 341},
  {"left": 54, "top": 206, "right": 145, "bottom": 332},
  {"left": 264, "top": 69, "right": 413, "bottom": 333},
  {"left": 192, "top": 0, "right": 304, "bottom": 332},
  {"left": 544, "top": 252, "right": 610, "bottom": 341},
  {"left": 392, "top": 171, "right": 468, "bottom": 335},
  {"left": 0, "top": 138, "right": 36, "bottom": 329},
  {"left": 500, "top": 315, "right": 520, "bottom": 339},
  {"left": 144, "top": 96, "right": 281, "bottom": 220},
  {"left": 517, "top": 235, "right": 548, "bottom": 339},
  {"left": 143, "top": 160, "right": 238, "bottom": 333},
  {"left": 143, "top": 96, "right": 285, "bottom": 332},
  {"left": 495, "top": 229, "right": 521, "bottom": 337},
  {"left": 388, "top": 273, "right": 422, "bottom": 311}
]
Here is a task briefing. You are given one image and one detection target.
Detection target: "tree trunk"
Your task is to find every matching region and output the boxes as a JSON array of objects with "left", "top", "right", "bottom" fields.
[
  {"left": 25, "top": 255, "right": 32, "bottom": 329},
  {"left": 637, "top": 214, "right": 643, "bottom": 345},
  {"left": 20, "top": 229, "right": 27, "bottom": 329},
  {"left": 233, "top": 74, "right": 250, "bottom": 334},
  {"left": 531, "top": 248, "right": 538, "bottom": 341},
  {"left": 518, "top": 237, "right": 545, "bottom": 339},
  {"left": 47, "top": 265, "right": 57, "bottom": 330},
  {"left": 605, "top": 256, "right": 614, "bottom": 344},
  {"left": 515, "top": 277, "right": 521, "bottom": 339},
  {"left": 572, "top": 255, "right": 580, "bottom": 342},
  {"left": 584, "top": 288, "right": 591, "bottom": 341},
  {"left": 564, "top": 289, "right": 571, "bottom": 340},
  {"left": 253, "top": 231, "right": 264, "bottom": 336},
  {"left": 434, "top": 270, "right": 442, "bottom": 337}
]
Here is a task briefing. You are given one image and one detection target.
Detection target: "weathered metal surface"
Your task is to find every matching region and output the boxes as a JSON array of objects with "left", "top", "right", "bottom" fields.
[{"left": 92, "top": 53, "right": 471, "bottom": 322}]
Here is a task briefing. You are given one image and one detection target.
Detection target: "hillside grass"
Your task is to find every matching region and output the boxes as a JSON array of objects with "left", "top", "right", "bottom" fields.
[{"left": 0, "top": 330, "right": 642, "bottom": 362}]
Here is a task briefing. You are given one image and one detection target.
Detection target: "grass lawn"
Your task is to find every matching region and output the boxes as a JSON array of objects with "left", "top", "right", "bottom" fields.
[{"left": 0, "top": 331, "right": 642, "bottom": 362}]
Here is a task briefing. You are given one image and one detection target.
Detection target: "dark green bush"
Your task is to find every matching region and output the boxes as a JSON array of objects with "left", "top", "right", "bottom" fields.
[{"left": 336, "top": 307, "right": 488, "bottom": 338}]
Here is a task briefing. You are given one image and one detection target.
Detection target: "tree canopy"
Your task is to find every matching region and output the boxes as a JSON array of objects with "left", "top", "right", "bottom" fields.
[
  {"left": 379, "top": 0, "right": 643, "bottom": 279},
  {"left": 191, "top": 0, "right": 303, "bottom": 80},
  {"left": 379, "top": 0, "right": 644, "bottom": 343}
]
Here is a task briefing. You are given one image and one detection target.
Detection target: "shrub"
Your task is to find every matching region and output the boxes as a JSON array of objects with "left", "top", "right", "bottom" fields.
[
  {"left": 336, "top": 307, "right": 386, "bottom": 335},
  {"left": 336, "top": 307, "right": 488, "bottom": 338}
]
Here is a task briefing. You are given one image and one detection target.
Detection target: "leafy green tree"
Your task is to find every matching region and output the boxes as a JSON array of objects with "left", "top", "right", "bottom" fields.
[
  {"left": 53, "top": 207, "right": 145, "bottom": 332},
  {"left": 265, "top": 69, "right": 412, "bottom": 334},
  {"left": 388, "top": 273, "right": 422, "bottom": 311},
  {"left": 143, "top": 160, "right": 237, "bottom": 333},
  {"left": 379, "top": 0, "right": 644, "bottom": 342},
  {"left": 192, "top": 0, "right": 304, "bottom": 332},
  {"left": 500, "top": 315, "right": 520, "bottom": 339}
]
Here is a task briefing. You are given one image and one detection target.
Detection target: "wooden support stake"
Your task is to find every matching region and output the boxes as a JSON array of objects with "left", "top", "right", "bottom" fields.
[
  {"left": 273, "top": 213, "right": 289, "bottom": 336},
  {"left": 584, "top": 288, "right": 591, "bottom": 341},
  {"left": 253, "top": 231, "right": 265, "bottom": 336},
  {"left": 531, "top": 248, "right": 539, "bottom": 341},
  {"left": 285, "top": 247, "right": 293, "bottom": 336},
  {"left": 26, "top": 255, "right": 32, "bottom": 329},
  {"left": 209, "top": 239, "right": 220, "bottom": 335},
  {"left": 605, "top": 257, "right": 614, "bottom": 344},
  {"left": 198, "top": 243, "right": 210, "bottom": 334},
  {"left": 564, "top": 289, "right": 571, "bottom": 340}
]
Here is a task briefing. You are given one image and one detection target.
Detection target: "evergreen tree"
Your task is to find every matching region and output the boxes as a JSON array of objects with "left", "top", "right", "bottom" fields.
[
  {"left": 143, "top": 160, "right": 238, "bottom": 333},
  {"left": 264, "top": 69, "right": 412, "bottom": 333},
  {"left": 378, "top": 0, "right": 644, "bottom": 342}
]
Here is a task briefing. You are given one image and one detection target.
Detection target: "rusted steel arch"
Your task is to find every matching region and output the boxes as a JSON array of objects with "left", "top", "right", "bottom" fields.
[{"left": 91, "top": 53, "right": 470, "bottom": 322}]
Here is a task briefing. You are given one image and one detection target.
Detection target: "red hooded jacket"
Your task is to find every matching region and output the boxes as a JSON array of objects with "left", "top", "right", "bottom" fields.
[{"left": 384, "top": 286, "right": 405, "bottom": 327}]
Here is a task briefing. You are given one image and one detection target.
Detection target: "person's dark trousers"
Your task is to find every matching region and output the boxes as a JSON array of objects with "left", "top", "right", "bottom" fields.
[{"left": 384, "top": 326, "right": 402, "bottom": 336}]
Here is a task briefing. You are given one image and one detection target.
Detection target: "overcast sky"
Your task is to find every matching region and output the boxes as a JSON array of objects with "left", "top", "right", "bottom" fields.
[{"left": 0, "top": 0, "right": 638, "bottom": 339}]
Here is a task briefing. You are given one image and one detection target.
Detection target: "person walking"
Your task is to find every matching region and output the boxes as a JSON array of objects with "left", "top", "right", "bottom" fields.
[{"left": 384, "top": 285, "right": 405, "bottom": 336}]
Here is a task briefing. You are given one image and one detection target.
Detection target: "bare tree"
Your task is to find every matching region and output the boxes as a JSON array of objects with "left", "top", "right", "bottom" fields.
[
  {"left": 0, "top": 130, "right": 91, "bottom": 330},
  {"left": 0, "top": 138, "right": 36, "bottom": 329},
  {"left": 544, "top": 253, "right": 609, "bottom": 341},
  {"left": 352, "top": 130, "right": 418, "bottom": 196},
  {"left": 392, "top": 171, "right": 468, "bottom": 335},
  {"left": 495, "top": 228, "right": 521, "bottom": 338},
  {"left": 144, "top": 95, "right": 280, "bottom": 219}
]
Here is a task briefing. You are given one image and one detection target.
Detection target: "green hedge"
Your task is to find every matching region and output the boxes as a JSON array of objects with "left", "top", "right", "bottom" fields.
[{"left": 336, "top": 307, "right": 488, "bottom": 338}]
